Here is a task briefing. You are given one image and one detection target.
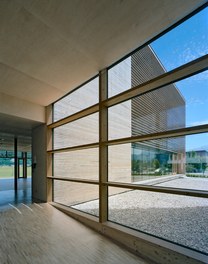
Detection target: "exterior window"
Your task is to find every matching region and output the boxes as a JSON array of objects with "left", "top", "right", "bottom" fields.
[
  {"left": 151, "top": 7, "right": 208, "bottom": 71},
  {"left": 50, "top": 6, "right": 208, "bottom": 256},
  {"left": 108, "top": 187, "right": 208, "bottom": 254},
  {"left": 53, "top": 148, "right": 99, "bottom": 180},
  {"left": 53, "top": 77, "right": 98, "bottom": 121},
  {"left": 53, "top": 181, "right": 99, "bottom": 217},
  {"left": 53, "top": 113, "right": 98, "bottom": 149}
]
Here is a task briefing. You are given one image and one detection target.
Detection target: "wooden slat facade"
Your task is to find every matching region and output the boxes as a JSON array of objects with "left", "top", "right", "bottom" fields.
[{"left": 131, "top": 46, "right": 186, "bottom": 174}]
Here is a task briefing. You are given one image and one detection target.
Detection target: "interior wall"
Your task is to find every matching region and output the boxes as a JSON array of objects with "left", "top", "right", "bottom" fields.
[
  {"left": 0, "top": 92, "right": 45, "bottom": 122},
  {"left": 32, "top": 124, "right": 47, "bottom": 202}
]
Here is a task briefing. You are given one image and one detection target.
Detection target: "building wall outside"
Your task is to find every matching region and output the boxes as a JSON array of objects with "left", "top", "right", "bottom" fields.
[
  {"left": 131, "top": 46, "right": 185, "bottom": 179},
  {"left": 53, "top": 45, "right": 186, "bottom": 205}
]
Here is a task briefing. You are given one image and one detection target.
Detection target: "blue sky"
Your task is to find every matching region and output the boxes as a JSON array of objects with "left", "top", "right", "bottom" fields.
[{"left": 150, "top": 7, "right": 208, "bottom": 151}]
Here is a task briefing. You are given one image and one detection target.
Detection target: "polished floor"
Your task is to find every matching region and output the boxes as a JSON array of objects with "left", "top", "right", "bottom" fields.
[
  {"left": 0, "top": 203, "right": 149, "bottom": 264},
  {"left": 0, "top": 178, "right": 148, "bottom": 263},
  {"left": 0, "top": 178, "right": 32, "bottom": 210}
]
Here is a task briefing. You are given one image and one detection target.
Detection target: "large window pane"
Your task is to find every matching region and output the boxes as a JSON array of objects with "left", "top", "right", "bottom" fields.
[
  {"left": 108, "top": 8, "right": 208, "bottom": 98},
  {"left": 175, "top": 71, "right": 208, "bottom": 128},
  {"left": 70, "top": 187, "right": 130, "bottom": 217},
  {"left": 53, "top": 180, "right": 99, "bottom": 217},
  {"left": 108, "top": 46, "right": 166, "bottom": 97},
  {"left": 109, "top": 82, "right": 184, "bottom": 140},
  {"left": 109, "top": 133, "right": 208, "bottom": 190},
  {"left": 108, "top": 187, "right": 208, "bottom": 254},
  {"left": 108, "top": 71, "right": 208, "bottom": 140},
  {"left": 51, "top": 7, "right": 208, "bottom": 257},
  {"left": 108, "top": 101, "right": 131, "bottom": 140},
  {"left": 151, "top": 7, "right": 208, "bottom": 72},
  {"left": 109, "top": 139, "right": 185, "bottom": 184},
  {"left": 53, "top": 77, "right": 99, "bottom": 121},
  {"left": 53, "top": 148, "right": 98, "bottom": 180},
  {"left": 53, "top": 113, "right": 98, "bottom": 149},
  {"left": 108, "top": 144, "right": 132, "bottom": 183},
  {"left": 108, "top": 57, "right": 131, "bottom": 97}
]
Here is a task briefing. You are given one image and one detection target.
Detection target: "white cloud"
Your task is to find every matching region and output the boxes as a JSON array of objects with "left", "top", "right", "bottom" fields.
[
  {"left": 188, "top": 70, "right": 208, "bottom": 81},
  {"left": 190, "top": 120, "right": 208, "bottom": 126}
]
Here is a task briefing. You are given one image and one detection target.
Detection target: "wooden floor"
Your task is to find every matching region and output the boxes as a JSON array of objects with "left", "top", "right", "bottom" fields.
[
  {"left": 0, "top": 178, "right": 32, "bottom": 210},
  {"left": 0, "top": 203, "right": 149, "bottom": 264}
]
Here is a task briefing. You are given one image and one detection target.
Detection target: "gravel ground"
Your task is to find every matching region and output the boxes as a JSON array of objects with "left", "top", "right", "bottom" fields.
[
  {"left": 155, "top": 176, "right": 208, "bottom": 191},
  {"left": 73, "top": 177, "right": 208, "bottom": 254}
]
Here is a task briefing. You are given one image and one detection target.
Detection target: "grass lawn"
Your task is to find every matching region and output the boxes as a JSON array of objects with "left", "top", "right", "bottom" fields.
[{"left": 0, "top": 166, "right": 31, "bottom": 178}]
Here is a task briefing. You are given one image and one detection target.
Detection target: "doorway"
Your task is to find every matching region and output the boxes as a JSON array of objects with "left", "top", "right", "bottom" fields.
[
  {"left": 0, "top": 134, "right": 32, "bottom": 210},
  {"left": 18, "top": 152, "right": 29, "bottom": 179}
]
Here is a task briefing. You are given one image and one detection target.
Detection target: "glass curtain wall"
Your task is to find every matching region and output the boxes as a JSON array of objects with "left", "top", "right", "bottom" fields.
[
  {"left": 50, "top": 6, "right": 208, "bottom": 256},
  {"left": 52, "top": 77, "right": 99, "bottom": 217}
]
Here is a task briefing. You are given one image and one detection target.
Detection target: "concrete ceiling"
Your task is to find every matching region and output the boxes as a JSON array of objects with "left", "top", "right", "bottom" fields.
[
  {"left": 0, "top": 0, "right": 206, "bottom": 150},
  {"left": 0, "top": 0, "right": 206, "bottom": 107},
  {"left": 0, "top": 113, "right": 39, "bottom": 137},
  {"left": 0, "top": 113, "right": 40, "bottom": 152},
  {"left": 0, "top": 131, "right": 31, "bottom": 152}
]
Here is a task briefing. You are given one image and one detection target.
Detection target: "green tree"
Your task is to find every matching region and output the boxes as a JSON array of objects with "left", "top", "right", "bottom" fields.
[
  {"left": 152, "top": 159, "right": 160, "bottom": 169},
  {"left": 202, "top": 163, "right": 207, "bottom": 175}
]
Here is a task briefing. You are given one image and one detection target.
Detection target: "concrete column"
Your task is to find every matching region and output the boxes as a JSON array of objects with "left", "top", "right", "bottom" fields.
[{"left": 32, "top": 124, "right": 47, "bottom": 202}]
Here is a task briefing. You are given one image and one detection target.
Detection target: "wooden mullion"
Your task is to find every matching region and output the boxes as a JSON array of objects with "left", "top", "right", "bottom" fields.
[
  {"left": 105, "top": 55, "right": 208, "bottom": 108},
  {"left": 106, "top": 124, "right": 208, "bottom": 146},
  {"left": 47, "top": 176, "right": 99, "bottom": 185},
  {"left": 47, "top": 142, "right": 99, "bottom": 154},
  {"left": 46, "top": 105, "right": 53, "bottom": 202},
  {"left": 105, "top": 181, "right": 208, "bottom": 199},
  {"left": 99, "top": 69, "right": 108, "bottom": 223},
  {"left": 48, "top": 104, "right": 99, "bottom": 129}
]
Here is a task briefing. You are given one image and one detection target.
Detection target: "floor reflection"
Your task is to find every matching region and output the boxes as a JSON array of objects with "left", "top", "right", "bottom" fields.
[{"left": 0, "top": 178, "right": 32, "bottom": 210}]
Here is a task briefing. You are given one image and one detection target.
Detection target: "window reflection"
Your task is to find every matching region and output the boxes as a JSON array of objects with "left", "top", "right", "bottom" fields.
[{"left": 109, "top": 133, "right": 208, "bottom": 187}]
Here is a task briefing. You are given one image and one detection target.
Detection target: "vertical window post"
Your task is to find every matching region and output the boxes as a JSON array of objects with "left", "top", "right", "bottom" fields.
[
  {"left": 99, "top": 69, "right": 108, "bottom": 222},
  {"left": 46, "top": 104, "right": 53, "bottom": 202}
]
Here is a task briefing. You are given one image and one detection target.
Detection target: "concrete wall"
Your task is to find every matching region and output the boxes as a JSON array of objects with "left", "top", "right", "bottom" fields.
[
  {"left": 0, "top": 92, "right": 45, "bottom": 122},
  {"left": 32, "top": 124, "right": 47, "bottom": 202}
]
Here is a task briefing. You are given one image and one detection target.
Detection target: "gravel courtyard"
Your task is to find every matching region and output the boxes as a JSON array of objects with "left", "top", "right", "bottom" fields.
[{"left": 73, "top": 177, "right": 208, "bottom": 255}]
